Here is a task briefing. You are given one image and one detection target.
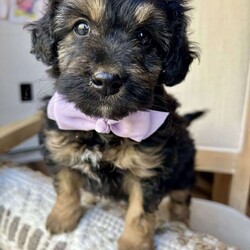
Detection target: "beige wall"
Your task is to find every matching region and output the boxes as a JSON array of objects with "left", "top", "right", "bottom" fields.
[{"left": 167, "top": 0, "right": 250, "bottom": 152}]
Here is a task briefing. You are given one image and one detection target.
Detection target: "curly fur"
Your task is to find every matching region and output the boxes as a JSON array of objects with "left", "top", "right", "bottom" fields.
[{"left": 26, "top": 0, "right": 199, "bottom": 249}]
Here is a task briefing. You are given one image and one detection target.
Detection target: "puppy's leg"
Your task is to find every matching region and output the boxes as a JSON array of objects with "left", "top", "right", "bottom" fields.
[
  {"left": 46, "top": 168, "right": 84, "bottom": 234},
  {"left": 169, "top": 189, "right": 191, "bottom": 225},
  {"left": 119, "top": 178, "right": 155, "bottom": 250}
]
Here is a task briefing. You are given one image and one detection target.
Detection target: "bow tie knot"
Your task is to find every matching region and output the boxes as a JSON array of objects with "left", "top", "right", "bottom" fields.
[{"left": 95, "top": 119, "right": 111, "bottom": 133}]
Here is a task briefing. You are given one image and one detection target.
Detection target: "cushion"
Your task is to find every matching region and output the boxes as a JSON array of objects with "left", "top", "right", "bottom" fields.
[{"left": 0, "top": 166, "right": 236, "bottom": 250}]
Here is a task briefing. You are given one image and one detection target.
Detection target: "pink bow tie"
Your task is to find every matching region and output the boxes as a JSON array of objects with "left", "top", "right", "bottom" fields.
[{"left": 47, "top": 92, "right": 169, "bottom": 142}]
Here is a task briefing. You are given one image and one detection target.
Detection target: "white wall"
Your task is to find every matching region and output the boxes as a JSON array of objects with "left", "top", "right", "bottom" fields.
[
  {"left": 168, "top": 0, "right": 250, "bottom": 153},
  {"left": 0, "top": 21, "right": 53, "bottom": 150}
]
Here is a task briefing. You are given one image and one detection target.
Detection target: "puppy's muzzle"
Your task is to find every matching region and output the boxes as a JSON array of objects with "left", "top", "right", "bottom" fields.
[{"left": 91, "top": 72, "right": 123, "bottom": 96}]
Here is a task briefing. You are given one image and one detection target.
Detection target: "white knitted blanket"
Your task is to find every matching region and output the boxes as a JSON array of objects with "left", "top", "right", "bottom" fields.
[{"left": 0, "top": 166, "right": 236, "bottom": 250}]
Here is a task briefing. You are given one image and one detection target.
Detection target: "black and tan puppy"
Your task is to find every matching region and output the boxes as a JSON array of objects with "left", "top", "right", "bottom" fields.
[{"left": 26, "top": 0, "right": 199, "bottom": 249}]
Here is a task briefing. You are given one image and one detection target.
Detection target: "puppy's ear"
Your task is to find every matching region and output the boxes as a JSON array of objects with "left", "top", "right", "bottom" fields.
[
  {"left": 160, "top": 0, "right": 198, "bottom": 87},
  {"left": 24, "top": 0, "right": 60, "bottom": 66},
  {"left": 161, "top": 38, "right": 197, "bottom": 87}
]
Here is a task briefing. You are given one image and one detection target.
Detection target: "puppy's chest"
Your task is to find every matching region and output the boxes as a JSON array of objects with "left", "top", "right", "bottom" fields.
[{"left": 45, "top": 130, "right": 164, "bottom": 179}]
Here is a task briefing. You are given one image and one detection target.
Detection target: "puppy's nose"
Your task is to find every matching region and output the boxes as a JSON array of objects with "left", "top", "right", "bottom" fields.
[{"left": 91, "top": 72, "right": 123, "bottom": 96}]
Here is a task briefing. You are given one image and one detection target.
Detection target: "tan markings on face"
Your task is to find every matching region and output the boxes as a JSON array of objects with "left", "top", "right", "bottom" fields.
[
  {"left": 69, "top": 0, "right": 106, "bottom": 23},
  {"left": 128, "top": 64, "right": 162, "bottom": 84},
  {"left": 135, "top": 3, "right": 160, "bottom": 24},
  {"left": 58, "top": 37, "right": 75, "bottom": 70}
]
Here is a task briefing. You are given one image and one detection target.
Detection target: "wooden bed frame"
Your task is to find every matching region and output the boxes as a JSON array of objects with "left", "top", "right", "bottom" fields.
[{"left": 0, "top": 109, "right": 249, "bottom": 214}]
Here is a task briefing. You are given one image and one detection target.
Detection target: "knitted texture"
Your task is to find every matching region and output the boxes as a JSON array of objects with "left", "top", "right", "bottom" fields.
[{"left": 0, "top": 166, "right": 236, "bottom": 250}]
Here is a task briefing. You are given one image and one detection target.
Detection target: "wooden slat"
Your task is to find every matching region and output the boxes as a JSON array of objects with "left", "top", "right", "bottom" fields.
[
  {"left": 0, "top": 111, "right": 43, "bottom": 154},
  {"left": 229, "top": 66, "right": 250, "bottom": 213},
  {"left": 195, "top": 150, "right": 237, "bottom": 174},
  {"left": 212, "top": 174, "right": 231, "bottom": 204}
]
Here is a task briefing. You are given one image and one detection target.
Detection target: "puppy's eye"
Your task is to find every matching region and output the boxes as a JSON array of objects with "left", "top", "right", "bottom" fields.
[
  {"left": 74, "top": 21, "right": 90, "bottom": 37},
  {"left": 136, "top": 30, "right": 152, "bottom": 47}
]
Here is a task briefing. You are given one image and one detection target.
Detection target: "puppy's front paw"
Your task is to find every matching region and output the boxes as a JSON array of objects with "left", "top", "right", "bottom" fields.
[
  {"left": 46, "top": 205, "right": 84, "bottom": 234},
  {"left": 118, "top": 236, "right": 154, "bottom": 250}
]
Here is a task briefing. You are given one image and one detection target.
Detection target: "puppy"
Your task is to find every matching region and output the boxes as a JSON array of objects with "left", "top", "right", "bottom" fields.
[{"left": 26, "top": 0, "right": 198, "bottom": 249}]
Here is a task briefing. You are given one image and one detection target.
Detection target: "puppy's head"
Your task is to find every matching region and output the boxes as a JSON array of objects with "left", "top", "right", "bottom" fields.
[{"left": 26, "top": 0, "right": 197, "bottom": 120}]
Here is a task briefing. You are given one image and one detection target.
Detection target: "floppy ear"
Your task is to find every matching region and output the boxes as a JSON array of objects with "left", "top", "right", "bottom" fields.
[
  {"left": 161, "top": 38, "right": 197, "bottom": 86},
  {"left": 160, "top": 0, "right": 198, "bottom": 87},
  {"left": 24, "top": 0, "right": 60, "bottom": 66}
]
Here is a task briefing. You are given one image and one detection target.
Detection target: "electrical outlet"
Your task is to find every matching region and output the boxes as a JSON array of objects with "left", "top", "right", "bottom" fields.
[{"left": 20, "top": 83, "right": 33, "bottom": 101}]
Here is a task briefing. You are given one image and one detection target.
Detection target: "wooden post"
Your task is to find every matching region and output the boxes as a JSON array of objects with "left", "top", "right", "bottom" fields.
[{"left": 228, "top": 64, "right": 250, "bottom": 213}]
